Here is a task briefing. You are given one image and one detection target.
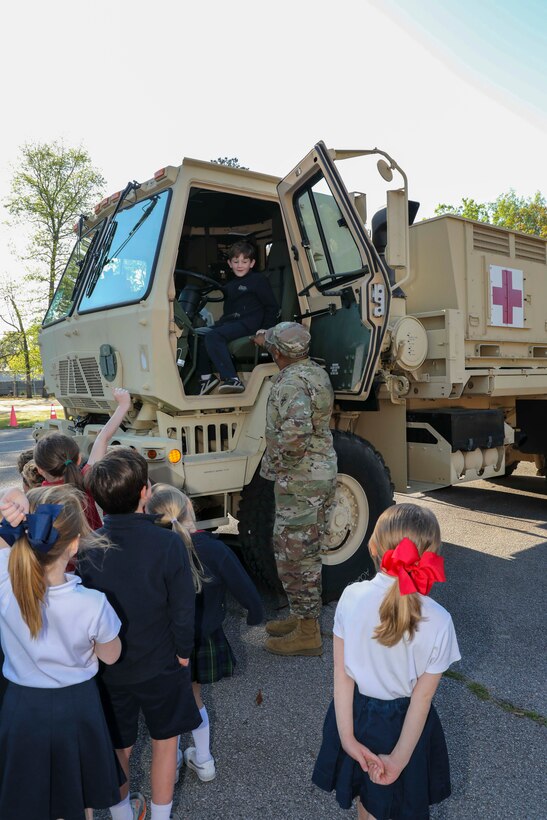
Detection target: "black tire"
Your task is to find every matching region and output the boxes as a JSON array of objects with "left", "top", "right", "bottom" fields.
[{"left": 237, "top": 431, "right": 394, "bottom": 602}]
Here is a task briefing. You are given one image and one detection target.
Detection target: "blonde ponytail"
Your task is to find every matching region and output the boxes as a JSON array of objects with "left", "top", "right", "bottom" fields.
[
  {"left": 8, "top": 539, "right": 46, "bottom": 639},
  {"left": 147, "top": 484, "right": 207, "bottom": 593},
  {"left": 369, "top": 503, "right": 441, "bottom": 647},
  {"left": 6, "top": 484, "right": 100, "bottom": 638}
]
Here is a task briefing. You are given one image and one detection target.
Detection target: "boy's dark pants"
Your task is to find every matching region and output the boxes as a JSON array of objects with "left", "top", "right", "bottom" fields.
[{"left": 197, "top": 320, "right": 250, "bottom": 380}]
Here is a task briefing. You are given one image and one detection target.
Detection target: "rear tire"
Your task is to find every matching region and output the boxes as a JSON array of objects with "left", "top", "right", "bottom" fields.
[{"left": 237, "top": 431, "right": 394, "bottom": 602}]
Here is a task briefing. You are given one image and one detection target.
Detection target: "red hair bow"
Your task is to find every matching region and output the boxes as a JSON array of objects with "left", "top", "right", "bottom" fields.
[{"left": 380, "top": 537, "right": 445, "bottom": 596}]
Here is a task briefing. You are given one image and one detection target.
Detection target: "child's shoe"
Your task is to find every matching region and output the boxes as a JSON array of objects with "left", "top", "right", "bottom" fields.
[
  {"left": 199, "top": 375, "right": 220, "bottom": 395},
  {"left": 183, "top": 746, "right": 216, "bottom": 781},
  {"left": 129, "top": 791, "right": 147, "bottom": 820},
  {"left": 218, "top": 377, "right": 245, "bottom": 394}
]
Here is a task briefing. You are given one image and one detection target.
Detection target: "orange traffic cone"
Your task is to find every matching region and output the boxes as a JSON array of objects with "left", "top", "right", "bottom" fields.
[
  {"left": 50, "top": 404, "right": 57, "bottom": 420},
  {"left": 9, "top": 405, "right": 18, "bottom": 427}
]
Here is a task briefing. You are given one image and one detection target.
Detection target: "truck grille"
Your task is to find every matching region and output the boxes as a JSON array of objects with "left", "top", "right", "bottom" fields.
[
  {"left": 182, "top": 421, "right": 239, "bottom": 454},
  {"left": 58, "top": 357, "right": 105, "bottom": 399}
]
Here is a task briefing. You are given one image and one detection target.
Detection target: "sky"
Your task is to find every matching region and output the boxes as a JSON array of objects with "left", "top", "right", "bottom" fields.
[{"left": 0, "top": 0, "right": 545, "bottom": 323}]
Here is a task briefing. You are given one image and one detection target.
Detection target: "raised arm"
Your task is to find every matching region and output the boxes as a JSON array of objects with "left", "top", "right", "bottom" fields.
[
  {"left": 333, "top": 635, "right": 382, "bottom": 773},
  {"left": 87, "top": 388, "right": 131, "bottom": 466},
  {"left": 368, "top": 671, "right": 442, "bottom": 785},
  {"left": 0, "top": 486, "right": 30, "bottom": 526}
]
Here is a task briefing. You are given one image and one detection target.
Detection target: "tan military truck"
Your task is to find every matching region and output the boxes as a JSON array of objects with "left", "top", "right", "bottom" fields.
[{"left": 35, "top": 142, "right": 547, "bottom": 599}]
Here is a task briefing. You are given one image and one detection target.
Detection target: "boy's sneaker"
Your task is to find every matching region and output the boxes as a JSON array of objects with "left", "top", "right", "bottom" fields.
[
  {"left": 129, "top": 791, "right": 147, "bottom": 820},
  {"left": 183, "top": 747, "right": 216, "bottom": 781},
  {"left": 218, "top": 377, "right": 245, "bottom": 394},
  {"left": 199, "top": 375, "right": 220, "bottom": 395}
]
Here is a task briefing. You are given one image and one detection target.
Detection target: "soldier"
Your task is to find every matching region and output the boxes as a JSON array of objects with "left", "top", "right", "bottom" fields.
[{"left": 253, "top": 322, "right": 337, "bottom": 656}]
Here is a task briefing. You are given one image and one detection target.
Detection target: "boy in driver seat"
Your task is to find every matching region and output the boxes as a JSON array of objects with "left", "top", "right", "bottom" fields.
[{"left": 195, "top": 241, "right": 279, "bottom": 395}]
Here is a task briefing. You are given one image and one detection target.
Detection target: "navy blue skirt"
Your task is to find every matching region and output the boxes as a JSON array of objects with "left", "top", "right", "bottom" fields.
[
  {"left": 312, "top": 690, "right": 451, "bottom": 819},
  {"left": 0, "top": 678, "right": 125, "bottom": 820}
]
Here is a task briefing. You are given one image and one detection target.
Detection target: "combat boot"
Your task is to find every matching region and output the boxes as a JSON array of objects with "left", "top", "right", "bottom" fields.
[
  {"left": 264, "top": 618, "right": 323, "bottom": 656},
  {"left": 265, "top": 614, "right": 298, "bottom": 636}
]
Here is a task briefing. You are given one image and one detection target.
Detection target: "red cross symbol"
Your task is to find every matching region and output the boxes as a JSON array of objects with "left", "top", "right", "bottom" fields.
[{"left": 492, "top": 268, "right": 522, "bottom": 324}]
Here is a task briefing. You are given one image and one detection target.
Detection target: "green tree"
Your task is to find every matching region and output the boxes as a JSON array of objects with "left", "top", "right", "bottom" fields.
[
  {"left": 211, "top": 156, "right": 249, "bottom": 170},
  {"left": 5, "top": 140, "right": 106, "bottom": 307},
  {"left": 435, "top": 190, "right": 547, "bottom": 238},
  {"left": 0, "top": 278, "right": 42, "bottom": 397}
]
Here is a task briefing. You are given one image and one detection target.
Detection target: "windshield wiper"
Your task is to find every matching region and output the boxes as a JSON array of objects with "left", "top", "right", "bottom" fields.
[
  {"left": 103, "top": 195, "right": 159, "bottom": 266},
  {"left": 70, "top": 227, "right": 101, "bottom": 301},
  {"left": 84, "top": 180, "right": 141, "bottom": 299},
  {"left": 85, "top": 221, "right": 118, "bottom": 297}
]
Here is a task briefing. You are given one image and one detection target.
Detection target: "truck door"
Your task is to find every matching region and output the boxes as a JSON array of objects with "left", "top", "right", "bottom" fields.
[{"left": 277, "top": 141, "right": 393, "bottom": 397}]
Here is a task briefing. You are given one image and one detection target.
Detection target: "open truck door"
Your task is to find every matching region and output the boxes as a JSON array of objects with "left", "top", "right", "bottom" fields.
[{"left": 277, "top": 141, "right": 404, "bottom": 397}]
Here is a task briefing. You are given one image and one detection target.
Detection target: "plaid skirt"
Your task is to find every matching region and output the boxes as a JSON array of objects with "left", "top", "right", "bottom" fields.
[
  {"left": 312, "top": 690, "right": 451, "bottom": 819},
  {"left": 191, "top": 627, "right": 236, "bottom": 684}
]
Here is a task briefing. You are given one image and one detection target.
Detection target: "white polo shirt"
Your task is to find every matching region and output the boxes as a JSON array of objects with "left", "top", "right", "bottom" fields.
[
  {"left": 334, "top": 572, "right": 461, "bottom": 700},
  {"left": 0, "top": 549, "right": 121, "bottom": 688}
]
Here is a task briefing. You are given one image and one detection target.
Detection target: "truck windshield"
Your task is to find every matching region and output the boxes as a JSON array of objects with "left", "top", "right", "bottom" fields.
[
  {"left": 78, "top": 189, "right": 170, "bottom": 313},
  {"left": 295, "top": 176, "right": 363, "bottom": 286},
  {"left": 43, "top": 222, "right": 104, "bottom": 326}
]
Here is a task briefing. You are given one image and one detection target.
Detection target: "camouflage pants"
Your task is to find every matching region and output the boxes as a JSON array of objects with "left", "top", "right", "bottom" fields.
[{"left": 273, "top": 478, "right": 337, "bottom": 619}]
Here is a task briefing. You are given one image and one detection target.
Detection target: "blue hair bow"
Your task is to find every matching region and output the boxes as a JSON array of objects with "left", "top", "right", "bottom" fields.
[{"left": 0, "top": 504, "right": 63, "bottom": 553}]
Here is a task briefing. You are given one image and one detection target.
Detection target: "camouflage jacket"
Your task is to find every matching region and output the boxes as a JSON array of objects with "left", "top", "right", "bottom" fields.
[{"left": 260, "top": 358, "right": 337, "bottom": 483}]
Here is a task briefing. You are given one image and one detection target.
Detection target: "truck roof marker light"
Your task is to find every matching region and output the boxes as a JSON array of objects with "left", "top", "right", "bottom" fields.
[
  {"left": 109, "top": 191, "right": 121, "bottom": 203},
  {"left": 168, "top": 449, "right": 182, "bottom": 464},
  {"left": 154, "top": 168, "right": 166, "bottom": 180}
]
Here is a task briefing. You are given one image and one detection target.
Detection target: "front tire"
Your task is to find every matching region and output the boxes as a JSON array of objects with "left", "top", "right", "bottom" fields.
[{"left": 237, "top": 431, "right": 394, "bottom": 602}]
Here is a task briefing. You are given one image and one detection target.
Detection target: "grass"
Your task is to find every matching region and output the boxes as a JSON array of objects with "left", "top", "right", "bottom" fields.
[
  {"left": 0, "top": 399, "right": 65, "bottom": 430},
  {"left": 443, "top": 669, "right": 546, "bottom": 727}
]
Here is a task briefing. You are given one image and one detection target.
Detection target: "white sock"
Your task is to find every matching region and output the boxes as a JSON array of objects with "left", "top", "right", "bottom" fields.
[
  {"left": 151, "top": 801, "right": 173, "bottom": 820},
  {"left": 192, "top": 705, "right": 212, "bottom": 763},
  {"left": 110, "top": 794, "right": 132, "bottom": 820}
]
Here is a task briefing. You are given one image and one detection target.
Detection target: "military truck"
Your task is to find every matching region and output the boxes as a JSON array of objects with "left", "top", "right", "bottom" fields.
[{"left": 35, "top": 142, "right": 547, "bottom": 599}]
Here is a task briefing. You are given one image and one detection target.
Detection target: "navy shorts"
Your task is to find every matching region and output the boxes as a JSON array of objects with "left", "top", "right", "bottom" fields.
[{"left": 99, "top": 666, "right": 201, "bottom": 749}]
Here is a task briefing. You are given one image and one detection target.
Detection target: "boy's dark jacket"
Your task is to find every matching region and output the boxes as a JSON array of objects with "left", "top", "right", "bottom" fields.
[
  {"left": 191, "top": 531, "right": 263, "bottom": 640},
  {"left": 79, "top": 513, "right": 195, "bottom": 686},
  {"left": 220, "top": 270, "right": 279, "bottom": 332}
]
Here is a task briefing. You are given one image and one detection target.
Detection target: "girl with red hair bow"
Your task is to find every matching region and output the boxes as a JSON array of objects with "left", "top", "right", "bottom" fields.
[{"left": 313, "top": 503, "right": 460, "bottom": 820}]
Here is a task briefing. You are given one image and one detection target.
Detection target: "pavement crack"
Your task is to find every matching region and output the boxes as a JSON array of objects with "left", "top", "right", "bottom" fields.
[{"left": 443, "top": 669, "right": 546, "bottom": 727}]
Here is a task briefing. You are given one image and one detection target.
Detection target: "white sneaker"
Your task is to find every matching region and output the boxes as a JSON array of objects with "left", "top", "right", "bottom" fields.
[
  {"left": 183, "top": 746, "right": 216, "bottom": 781},
  {"left": 129, "top": 791, "right": 147, "bottom": 820}
]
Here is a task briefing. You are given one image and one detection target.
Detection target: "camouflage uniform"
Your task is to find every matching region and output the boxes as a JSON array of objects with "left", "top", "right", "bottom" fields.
[{"left": 260, "top": 323, "right": 337, "bottom": 620}]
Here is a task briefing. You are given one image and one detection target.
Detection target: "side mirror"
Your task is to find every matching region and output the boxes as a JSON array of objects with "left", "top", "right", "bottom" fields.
[{"left": 386, "top": 189, "right": 409, "bottom": 271}]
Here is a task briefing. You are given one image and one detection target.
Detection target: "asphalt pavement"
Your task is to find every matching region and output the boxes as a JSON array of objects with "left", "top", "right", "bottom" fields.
[{"left": 0, "top": 429, "right": 545, "bottom": 819}]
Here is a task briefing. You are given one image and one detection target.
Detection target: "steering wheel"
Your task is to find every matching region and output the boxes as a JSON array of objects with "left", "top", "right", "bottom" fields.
[{"left": 175, "top": 269, "right": 225, "bottom": 302}]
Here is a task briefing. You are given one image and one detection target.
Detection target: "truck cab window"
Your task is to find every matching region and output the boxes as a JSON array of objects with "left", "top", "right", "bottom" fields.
[
  {"left": 78, "top": 189, "right": 171, "bottom": 313},
  {"left": 295, "top": 177, "right": 362, "bottom": 286},
  {"left": 43, "top": 223, "right": 103, "bottom": 326}
]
